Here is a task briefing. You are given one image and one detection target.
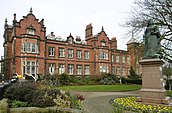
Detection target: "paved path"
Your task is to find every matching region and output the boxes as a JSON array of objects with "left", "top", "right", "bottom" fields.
[{"left": 72, "top": 91, "right": 139, "bottom": 113}]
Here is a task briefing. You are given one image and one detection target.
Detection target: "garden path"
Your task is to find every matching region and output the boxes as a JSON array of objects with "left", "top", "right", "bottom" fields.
[{"left": 72, "top": 91, "right": 139, "bottom": 113}]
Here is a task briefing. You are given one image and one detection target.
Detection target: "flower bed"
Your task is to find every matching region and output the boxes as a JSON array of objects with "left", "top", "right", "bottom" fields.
[{"left": 113, "top": 97, "right": 172, "bottom": 113}]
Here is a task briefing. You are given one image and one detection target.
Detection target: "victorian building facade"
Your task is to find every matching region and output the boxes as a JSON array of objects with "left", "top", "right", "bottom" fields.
[{"left": 2, "top": 9, "right": 142, "bottom": 80}]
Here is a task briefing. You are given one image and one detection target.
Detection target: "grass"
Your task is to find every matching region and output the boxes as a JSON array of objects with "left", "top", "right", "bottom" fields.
[
  {"left": 58, "top": 84, "right": 141, "bottom": 92},
  {"left": 167, "top": 90, "right": 172, "bottom": 97}
]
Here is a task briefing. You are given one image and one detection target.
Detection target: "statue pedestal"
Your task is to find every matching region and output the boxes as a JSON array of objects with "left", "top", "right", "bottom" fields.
[{"left": 137, "top": 58, "right": 169, "bottom": 104}]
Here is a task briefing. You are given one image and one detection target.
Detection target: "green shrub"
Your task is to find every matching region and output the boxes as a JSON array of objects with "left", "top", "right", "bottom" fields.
[
  {"left": 58, "top": 73, "right": 70, "bottom": 86},
  {"left": 129, "top": 66, "right": 139, "bottom": 78},
  {"left": 10, "top": 100, "right": 28, "bottom": 108},
  {"left": 4, "top": 82, "right": 62, "bottom": 108},
  {"left": 4, "top": 82, "right": 37, "bottom": 101},
  {"left": 46, "top": 73, "right": 60, "bottom": 86},
  {"left": 29, "top": 90, "right": 56, "bottom": 107},
  {"left": 124, "top": 78, "right": 142, "bottom": 84},
  {"left": 70, "top": 76, "right": 94, "bottom": 85},
  {"left": 99, "top": 73, "right": 119, "bottom": 85}
]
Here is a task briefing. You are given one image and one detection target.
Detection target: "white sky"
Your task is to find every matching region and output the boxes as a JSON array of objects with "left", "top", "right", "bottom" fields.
[{"left": 0, "top": 0, "right": 134, "bottom": 57}]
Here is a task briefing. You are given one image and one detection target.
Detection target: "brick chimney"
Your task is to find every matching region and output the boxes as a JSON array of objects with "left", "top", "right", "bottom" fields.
[
  {"left": 85, "top": 23, "right": 93, "bottom": 40},
  {"left": 76, "top": 36, "right": 81, "bottom": 42},
  {"left": 111, "top": 37, "right": 117, "bottom": 50}
]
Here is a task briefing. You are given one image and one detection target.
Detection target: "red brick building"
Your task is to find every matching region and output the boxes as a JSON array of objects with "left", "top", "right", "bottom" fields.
[{"left": 2, "top": 9, "right": 141, "bottom": 80}]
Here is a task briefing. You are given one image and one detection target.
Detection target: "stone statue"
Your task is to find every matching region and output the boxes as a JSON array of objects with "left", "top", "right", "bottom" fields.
[{"left": 143, "top": 19, "right": 161, "bottom": 58}]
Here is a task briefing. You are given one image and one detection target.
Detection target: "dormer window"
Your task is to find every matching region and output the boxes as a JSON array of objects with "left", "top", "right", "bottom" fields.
[
  {"left": 67, "top": 33, "right": 74, "bottom": 44},
  {"left": 27, "top": 29, "right": 35, "bottom": 35},
  {"left": 27, "top": 24, "right": 35, "bottom": 35},
  {"left": 69, "top": 37, "right": 73, "bottom": 44},
  {"left": 101, "top": 40, "right": 106, "bottom": 46}
]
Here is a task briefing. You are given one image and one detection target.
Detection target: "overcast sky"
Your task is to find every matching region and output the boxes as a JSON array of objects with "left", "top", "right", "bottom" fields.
[{"left": 0, "top": 0, "right": 135, "bottom": 57}]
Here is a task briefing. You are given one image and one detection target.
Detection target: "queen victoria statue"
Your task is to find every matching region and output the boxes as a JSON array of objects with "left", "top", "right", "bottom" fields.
[{"left": 143, "top": 19, "right": 161, "bottom": 58}]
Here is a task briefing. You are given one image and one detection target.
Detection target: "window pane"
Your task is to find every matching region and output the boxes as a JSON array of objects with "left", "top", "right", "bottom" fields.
[
  {"left": 59, "top": 48, "right": 65, "bottom": 57},
  {"left": 99, "top": 65, "right": 108, "bottom": 73},
  {"left": 27, "top": 65, "right": 30, "bottom": 74},
  {"left": 100, "top": 52, "right": 108, "bottom": 60},
  {"left": 116, "top": 67, "right": 121, "bottom": 75},
  {"left": 48, "top": 63, "right": 56, "bottom": 75},
  {"left": 85, "top": 65, "right": 90, "bottom": 75},
  {"left": 32, "top": 43, "right": 36, "bottom": 53},
  {"left": 127, "top": 57, "right": 130, "bottom": 65},
  {"left": 68, "top": 49, "right": 73, "bottom": 58},
  {"left": 84, "top": 51, "right": 89, "bottom": 59},
  {"left": 49, "top": 47, "right": 55, "bottom": 56},
  {"left": 68, "top": 64, "right": 74, "bottom": 75},
  {"left": 101, "top": 42, "right": 106, "bottom": 46},
  {"left": 22, "top": 42, "right": 26, "bottom": 52},
  {"left": 27, "top": 29, "right": 35, "bottom": 35},
  {"left": 59, "top": 64, "right": 65, "bottom": 74},
  {"left": 122, "top": 56, "right": 125, "bottom": 63},
  {"left": 122, "top": 68, "right": 126, "bottom": 76},
  {"left": 77, "top": 65, "right": 82, "bottom": 75},
  {"left": 116, "top": 55, "right": 120, "bottom": 63},
  {"left": 77, "top": 50, "right": 82, "bottom": 59},
  {"left": 112, "top": 55, "right": 114, "bottom": 62},
  {"left": 26, "top": 43, "right": 31, "bottom": 52}
]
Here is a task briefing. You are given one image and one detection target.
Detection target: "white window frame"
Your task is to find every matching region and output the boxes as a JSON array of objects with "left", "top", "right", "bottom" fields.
[
  {"left": 122, "top": 67, "right": 126, "bottom": 76},
  {"left": 116, "top": 55, "right": 120, "bottom": 63},
  {"left": 84, "top": 51, "right": 90, "bottom": 59},
  {"left": 22, "top": 42, "right": 37, "bottom": 53},
  {"left": 69, "top": 38, "right": 73, "bottom": 44},
  {"left": 26, "top": 42, "right": 31, "bottom": 52},
  {"left": 59, "top": 48, "right": 65, "bottom": 58},
  {"left": 101, "top": 42, "right": 106, "bottom": 46},
  {"left": 100, "top": 52, "right": 108, "bottom": 60},
  {"left": 68, "top": 49, "right": 74, "bottom": 58},
  {"left": 48, "top": 63, "right": 56, "bottom": 75},
  {"left": 84, "top": 65, "right": 90, "bottom": 75},
  {"left": 27, "top": 29, "right": 35, "bottom": 35},
  {"left": 122, "top": 56, "right": 125, "bottom": 63},
  {"left": 76, "top": 65, "right": 82, "bottom": 75},
  {"left": 116, "top": 67, "right": 121, "bottom": 75},
  {"left": 68, "top": 64, "right": 74, "bottom": 75},
  {"left": 31, "top": 43, "right": 36, "bottom": 53},
  {"left": 127, "top": 57, "right": 130, "bottom": 65},
  {"left": 112, "top": 54, "right": 114, "bottom": 62},
  {"left": 112, "top": 66, "right": 115, "bottom": 74},
  {"left": 77, "top": 50, "right": 82, "bottom": 59},
  {"left": 22, "top": 61, "right": 37, "bottom": 76},
  {"left": 99, "top": 65, "right": 109, "bottom": 73},
  {"left": 49, "top": 47, "right": 55, "bottom": 56},
  {"left": 59, "top": 64, "right": 65, "bottom": 74}
]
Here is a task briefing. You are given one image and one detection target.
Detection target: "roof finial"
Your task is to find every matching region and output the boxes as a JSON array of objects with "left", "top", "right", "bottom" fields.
[
  {"left": 30, "top": 7, "right": 33, "bottom": 13},
  {"left": 102, "top": 26, "right": 104, "bottom": 31},
  {"left": 4, "top": 18, "right": 8, "bottom": 29},
  {"left": 13, "top": 13, "right": 16, "bottom": 21},
  {"left": 5, "top": 18, "right": 7, "bottom": 24},
  {"left": 70, "top": 33, "right": 72, "bottom": 36}
]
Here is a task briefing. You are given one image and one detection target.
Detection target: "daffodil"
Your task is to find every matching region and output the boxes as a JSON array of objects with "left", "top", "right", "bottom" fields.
[{"left": 113, "top": 96, "right": 172, "bottom": 113}]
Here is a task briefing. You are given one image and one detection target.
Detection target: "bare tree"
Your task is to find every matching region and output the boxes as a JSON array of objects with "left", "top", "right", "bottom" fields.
[
  {"left": 126, "top": 0, "right": 172, "bottom": 61},
  {"left": 162, "top": 64, "right": 172, "bottom": 90}
]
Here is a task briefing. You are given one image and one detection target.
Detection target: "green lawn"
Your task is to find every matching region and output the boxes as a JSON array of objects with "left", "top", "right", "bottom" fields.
[
  {"left": 167, "top": 90, "right": 172, "bottom": 97},
  {"left": 58, "top": 84, "right": 141, "bottom": 92}
]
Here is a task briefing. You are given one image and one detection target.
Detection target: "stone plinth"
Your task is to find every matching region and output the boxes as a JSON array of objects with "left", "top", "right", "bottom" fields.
[{"left": 137, "top": 58, "right": 169, "bottom": 104}]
